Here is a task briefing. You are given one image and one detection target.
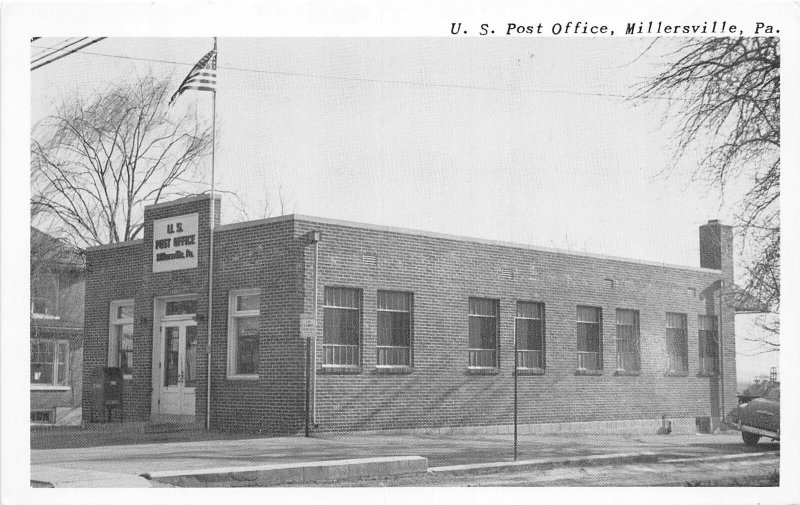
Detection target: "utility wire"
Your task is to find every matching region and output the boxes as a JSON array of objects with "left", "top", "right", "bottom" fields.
[
  {"left": 31, "top": 38, "right": 87, "bottom": 64},
  {"left": 30, "top": 42, "right": 682, "bottom": 102},
  {"left": 31, "top": 37, "right": 73, "bottom": 60},
  {"left": 32, "top": 38, "right": 107, "bottom": 71}
]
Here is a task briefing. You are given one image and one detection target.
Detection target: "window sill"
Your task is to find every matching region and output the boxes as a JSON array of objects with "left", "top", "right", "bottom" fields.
[
  {"left": 374, "top": 366, "right": 413, "bottom": 375},
  {"left": 31, "top": 314, "right": 61, "bottom": 320},
  {"left": 30, "top": 385, "right": 70, "bottom": 391},
  {"left": 320, "top": 365, "right": 362, "bottom": 375},
  {"left": 574, "top": 369, "right": 603, "bottom": 376},
  {"left": 614, "top": 369, "right": 641, "bottom": 377},
  {"left": 123, "top": 375, "right": 133, "bottom": 381},
  {"left": 515, "top": 367, "right": 545, "bottom": 376},
  {"left": 227, "top": 374, "right": 259, "bottom": 381},
  {"left": 665, "top": 370, "right": 689, "bottom": 377},
  {"left": 466, "top": 367, "right": 500, "bottom": 375}
]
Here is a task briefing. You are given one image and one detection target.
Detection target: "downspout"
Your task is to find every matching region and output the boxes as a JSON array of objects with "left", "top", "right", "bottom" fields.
[
  {"left": 718, "top": 279, "right": 726, "bottom": 427},
  {"left": 304, "top": 230, "right": 321, "bottom": 434},
  {"left": 312, "top": 237, "right": 319, "bottom": 426}
]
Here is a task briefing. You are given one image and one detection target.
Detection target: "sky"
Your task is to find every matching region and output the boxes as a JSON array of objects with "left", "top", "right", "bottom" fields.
[{"left": 30, "top": 37, "right": 777, "bottom": 383}]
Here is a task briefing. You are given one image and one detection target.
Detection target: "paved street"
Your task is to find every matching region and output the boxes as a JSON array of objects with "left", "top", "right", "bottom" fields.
[{"left": 32, "top": 430, "right": 778, "bottom": 481}]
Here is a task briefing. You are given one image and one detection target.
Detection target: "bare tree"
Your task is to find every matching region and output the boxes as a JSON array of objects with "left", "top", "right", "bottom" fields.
[
  {"left": 31, "top": 75, "right": 212, "bottom": 248},
  {"left": 636, "top": 38, "right": 779, "bottom": 346}
]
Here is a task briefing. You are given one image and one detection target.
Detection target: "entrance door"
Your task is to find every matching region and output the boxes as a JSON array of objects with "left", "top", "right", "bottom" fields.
[{"left": 159, "top": 321, "right": 197, "bottom": 416}]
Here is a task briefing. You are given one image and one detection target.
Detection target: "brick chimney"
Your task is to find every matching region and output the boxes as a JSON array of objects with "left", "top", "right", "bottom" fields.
[{"left": 698, "top": 219, "right": 733, "bottom": 279}]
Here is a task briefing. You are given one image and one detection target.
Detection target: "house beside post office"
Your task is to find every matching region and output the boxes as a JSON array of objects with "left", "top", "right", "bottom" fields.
[
  {"left": 31, "top": 228, "right": 85, "bottom": 426},
  {"left": 82, "top": 194, "right": 736, "bottom": 434}
]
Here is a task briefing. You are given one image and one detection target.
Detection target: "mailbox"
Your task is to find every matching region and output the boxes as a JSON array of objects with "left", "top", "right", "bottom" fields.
[{"left": 91, "top": 366, "right": 124, "bottom": 422}]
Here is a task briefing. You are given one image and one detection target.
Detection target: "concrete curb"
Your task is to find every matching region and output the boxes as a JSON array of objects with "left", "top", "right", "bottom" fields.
[
  {"left": 429, "top": 452, "right": 659, "bottom": 475},
  {"left": 31, "top": 466, "right": 152, "bottom": 488},
  {"left": 142, "top": 456, "right": 428, "bottom": 487},
  {"left": 659, "top": 451, "right": 779, "bottom": 464}
]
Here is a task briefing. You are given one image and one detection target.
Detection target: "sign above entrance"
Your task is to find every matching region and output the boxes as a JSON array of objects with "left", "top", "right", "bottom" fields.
[{"left": 152, "top": 213, "right": 199, "bottom": 272}]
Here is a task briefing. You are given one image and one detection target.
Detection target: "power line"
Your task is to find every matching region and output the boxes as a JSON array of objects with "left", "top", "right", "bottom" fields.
[
  {"left": 30, "top": 42, "right": 683, "bottom": 102},
  {"left": 32, "top": 38, "right": 107, "bottom": 71},
  {"left": 31, "top": 38, "right": 87, "bottom": 64}
]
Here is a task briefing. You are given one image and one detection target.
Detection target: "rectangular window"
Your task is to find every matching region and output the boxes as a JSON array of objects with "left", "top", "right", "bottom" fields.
[
  {"left": 515, "top": 302, "right": 544, "bottom": 369},
  {"left": 577, "top": 306, "right": 602, "bottom": 370},
  {"left": 615, "top": 309, "right": 640, "bottom": 372},
  {"left": 30, "top": 339, "right": 69, "bottom": 387},
  {"left": 698, "top": 315, "right": 719, "bottom": 374},
  {"left": 109, "top": 300, "right": 134, "bottom": 378},
  {"left": 666, "top": 312, "right": 689, "bottom": 372},
  {"left": 31, "top": 269, "right": 59, "bottom": 318},
  {"left": 323, "top": 287, "right": 361, "bottom": 367},
  {"left": 376, "top": 291, "right": 412, "bottom": 367},
  {"left": 468, "top": 298, "right": 499, "bottom": 368},
  {"left": 227, "top": 289, "right": 260, "bottom": 377}
]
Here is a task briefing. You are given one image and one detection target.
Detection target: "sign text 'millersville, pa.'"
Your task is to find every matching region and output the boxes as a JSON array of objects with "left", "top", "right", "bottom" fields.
[
  {"left": 152, "top": 213, "right": 199, "bottom": 273},
  {"left": 449, "top": 21, "right": 778, "bottom": 36}
]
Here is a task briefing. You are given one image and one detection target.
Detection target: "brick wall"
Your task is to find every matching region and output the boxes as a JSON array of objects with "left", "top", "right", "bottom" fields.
[
  {"left": 296, "top": 218, "right": 735, "bottom": 433},
  {"left": 83, "top": 195, "right": 734, "bottom": 434}
]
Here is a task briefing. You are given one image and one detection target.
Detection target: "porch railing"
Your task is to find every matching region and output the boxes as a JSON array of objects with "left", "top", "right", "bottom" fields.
[{"left": 323, "top": 344, "right": 360, "bottom": 367}]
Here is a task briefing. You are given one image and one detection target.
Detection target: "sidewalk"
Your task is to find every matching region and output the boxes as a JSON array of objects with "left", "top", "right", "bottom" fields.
[{"left": 32, "top": 430, "right": 775, "bottom": 483}]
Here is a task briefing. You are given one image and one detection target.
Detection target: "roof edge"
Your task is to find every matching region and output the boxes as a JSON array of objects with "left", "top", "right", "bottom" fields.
[
  {"left": 218, "top": 214, "right": 722, "bottom": 275},
  {"left": 144, "top": 193, "right": 220, "bottom": 212},
  {"left": 86, "top": 238, "right": 145, "bottom": 252}
]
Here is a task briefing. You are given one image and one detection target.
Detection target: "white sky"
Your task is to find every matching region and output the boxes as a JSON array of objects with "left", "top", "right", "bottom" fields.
[{"left": 30, "top": 36, "right": 776, "bottom": 382}]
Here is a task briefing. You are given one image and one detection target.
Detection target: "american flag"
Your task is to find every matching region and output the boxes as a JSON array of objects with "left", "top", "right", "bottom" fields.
[{"left": 169, "top": 46, "right": 217, "bottom": 105}]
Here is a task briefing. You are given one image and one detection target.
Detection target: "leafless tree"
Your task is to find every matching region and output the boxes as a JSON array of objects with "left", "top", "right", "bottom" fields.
[
  {"left": 31, "top": 75, "right": 212, "bottom": 248},
  {"left": 636, "top": 37, "right": 779, "bottom": 347}
]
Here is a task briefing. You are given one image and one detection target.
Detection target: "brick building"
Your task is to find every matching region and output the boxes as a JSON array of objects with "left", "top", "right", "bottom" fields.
[{"left": 83, "top": 194, "right": 736, "bottom": 434}]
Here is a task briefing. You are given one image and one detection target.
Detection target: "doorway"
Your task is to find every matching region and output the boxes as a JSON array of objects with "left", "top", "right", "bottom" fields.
[{"left": 153, "top": 296, "right": 198, "bottom": 419}]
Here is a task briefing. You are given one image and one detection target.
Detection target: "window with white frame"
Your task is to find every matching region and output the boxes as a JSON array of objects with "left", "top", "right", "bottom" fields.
[
  {"left": 666, "top": 312, "right": 689, "bottom": 372},
  {"left": 227, "top": 289, "right": 260, "bottom": 377},
  {"left": 515, "top": 302, "right": 544, "bottom": 369},
  {"left": 323, "top": 287, "right": 361, "bottom": 367},
  {"left": 577, "top": 306, "right": 602, "bottom": 370},
  {"left": 468, "top": 298, "right": 499, "bottom": 368},
  {"left": 615, "top": 309, "right": 640, "bottom": 372},
  {"left": 108, "top": 300, "right": 134, "bottom": 378},
  {"left": 377, "top": 291, "right": 412, "bottom": 367},
  {"left": 31, "top": 339, "right": 69, "bottom": 387}
]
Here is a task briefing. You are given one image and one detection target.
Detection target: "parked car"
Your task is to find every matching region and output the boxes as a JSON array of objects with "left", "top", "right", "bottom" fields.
[{"left": 726, "top": 383, "right": 780, "bottom": 446}]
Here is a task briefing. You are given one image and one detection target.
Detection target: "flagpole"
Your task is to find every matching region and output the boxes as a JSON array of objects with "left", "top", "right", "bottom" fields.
[{"left": 205, "top": 36, "right": 217, "bottom": 431}]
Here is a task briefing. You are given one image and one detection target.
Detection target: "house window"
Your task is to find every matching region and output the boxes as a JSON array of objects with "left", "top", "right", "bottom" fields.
[
  {"left": 615, "top": 309, "right": 640, "bottom": 372},
  {"left": 698, "top": 315, "right": 719, "bottom": 374},
  {"left": 227, "top": 289, "right": 260, "bottom": 377},
  {"left": 577, "top": 306, "right": 602, "bottom": 370},
  {"left": 666, "top": 312, "right": 689, "bottom": 372},
  {"left": 515, "top": 302, "right": 544, "bottom": 369},
  {"left": 30, "top": 339, "right": 69, "bottom": 387},
  {"left": 323, "top": 287, "right": 361, "bottom": 367},
  {"left": 109, "top": 300, "right": 134, "bottom": 378},
  {"left": 31, "top": 269, "right": 59, "bottom": 318},
  {"left": 376, "top": 291, "right": 412, "bottom": 367},
  {"left": 468, "top": 298, "right": 499, "bottom": 368}
]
